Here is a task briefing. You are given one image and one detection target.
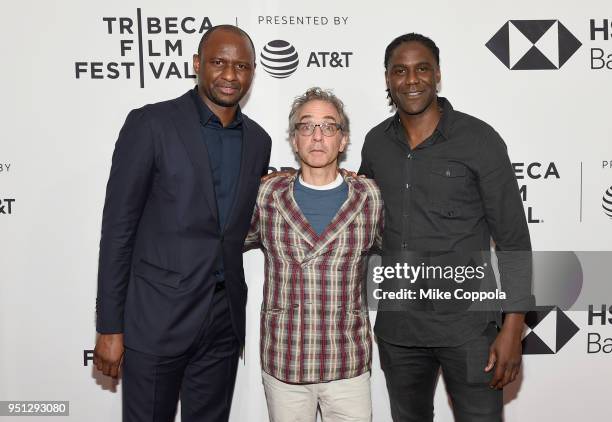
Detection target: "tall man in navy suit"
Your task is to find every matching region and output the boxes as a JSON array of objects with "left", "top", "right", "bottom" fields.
[{"left": 93, "top": 25, "right": 271, "bottom": 422}]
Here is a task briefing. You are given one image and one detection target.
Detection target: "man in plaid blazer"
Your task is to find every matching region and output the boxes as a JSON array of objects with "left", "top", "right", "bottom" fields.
[{"left": 245, "top": 87, "right": 383, "bottom": 422}]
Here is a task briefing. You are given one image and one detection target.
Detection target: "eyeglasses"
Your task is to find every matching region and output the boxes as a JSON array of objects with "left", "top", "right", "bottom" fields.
[{"left": 294, "top": 122, "right": 343, "bottom": 137}]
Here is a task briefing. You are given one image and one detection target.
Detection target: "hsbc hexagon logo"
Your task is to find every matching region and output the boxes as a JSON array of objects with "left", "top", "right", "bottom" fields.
[
  {"left": 522, "top": 306, "right": 580, "bottom": 355},
  {"left": 486, "top": 20, "right": 582, "bottom": 70}
]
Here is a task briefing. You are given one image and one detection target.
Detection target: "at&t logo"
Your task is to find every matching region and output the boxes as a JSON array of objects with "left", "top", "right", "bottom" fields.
[
  {"left": 0, "top": 198, "right": 15, "bottom": 215},
  {"left": 259, "top": 39, "right": 353, "bottom": 79},
  {"left": 602, "top": 186, "right": 612, "bottom": 218},
  {"left": 260, "top": 40, "right": 299, "bottom": 79}
]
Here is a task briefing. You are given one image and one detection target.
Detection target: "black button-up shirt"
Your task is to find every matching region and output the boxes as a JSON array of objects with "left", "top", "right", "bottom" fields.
[
  {"left": 360, "top": 97, "right": 533, "bottom": 347},
  {"left": 191, "top": 87, "right": 243, "bottom": 281}
]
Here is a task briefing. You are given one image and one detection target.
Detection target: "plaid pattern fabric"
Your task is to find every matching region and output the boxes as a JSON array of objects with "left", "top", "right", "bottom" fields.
[{"left": 245, "top": 172, "right": 384, "bottom": 383}]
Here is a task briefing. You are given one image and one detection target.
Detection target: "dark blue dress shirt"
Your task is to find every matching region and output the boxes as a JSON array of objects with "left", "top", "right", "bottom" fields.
[{"left": 191, "top": 87, "right": 243, "bottom": 281}]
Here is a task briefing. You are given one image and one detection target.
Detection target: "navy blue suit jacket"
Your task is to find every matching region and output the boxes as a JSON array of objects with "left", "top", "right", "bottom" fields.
[{"left": 96, "top": 90, "right": 271, "bottom": 356}]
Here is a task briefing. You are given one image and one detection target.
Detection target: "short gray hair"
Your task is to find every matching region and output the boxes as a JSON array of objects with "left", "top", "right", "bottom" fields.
[{"left": 288, "top": 87, "right": 350, "bottom": 138}]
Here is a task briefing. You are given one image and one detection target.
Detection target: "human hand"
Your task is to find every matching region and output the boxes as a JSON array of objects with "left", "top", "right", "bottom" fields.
[
  {"left": 339, "top": 168, "right": 365, "bottom": 179},
  {"left": 485, "top": 314, "right": 524, "bottom": 389},
  {"left": 93, "top": 333, "right": 125, "bottom": 378},
  {"left": 261, "top": 168, "right": 296, "bottom": 182}
]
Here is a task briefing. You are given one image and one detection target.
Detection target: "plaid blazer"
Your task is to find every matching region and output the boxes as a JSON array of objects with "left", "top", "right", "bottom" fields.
[{"left": 245, "top": 172, "right": 383, "bottom": 383}]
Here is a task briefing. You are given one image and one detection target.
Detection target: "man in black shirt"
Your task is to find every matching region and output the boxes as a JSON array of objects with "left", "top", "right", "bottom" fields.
[{"left": 359, "top": 33, "right": 533, "bottom": 421}]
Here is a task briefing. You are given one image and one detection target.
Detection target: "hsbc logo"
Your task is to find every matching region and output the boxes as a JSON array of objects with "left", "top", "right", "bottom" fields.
[
  {"left": 486, "top": 20, "right": 582, "bottom": 70},
  {"left": 522, "top": 306, "right": 579, "bottom": 355}
]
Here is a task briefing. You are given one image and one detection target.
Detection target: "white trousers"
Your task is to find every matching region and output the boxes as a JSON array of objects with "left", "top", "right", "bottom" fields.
[{"left": 262, "top": 371, "right": 372, "bottom": 422}]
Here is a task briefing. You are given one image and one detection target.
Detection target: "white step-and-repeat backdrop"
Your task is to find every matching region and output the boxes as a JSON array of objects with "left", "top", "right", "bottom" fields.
[{"left": 1, "top": 0, "right": 611, "bottom": 420}]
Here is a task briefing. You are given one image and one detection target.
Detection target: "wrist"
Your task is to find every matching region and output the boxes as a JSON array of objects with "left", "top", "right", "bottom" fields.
[{"left": 501, "top": 313, "right": 525, "bottom": 336}]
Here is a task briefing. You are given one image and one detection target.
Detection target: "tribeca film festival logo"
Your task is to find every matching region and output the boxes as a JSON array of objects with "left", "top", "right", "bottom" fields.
[
  {"left": 83, "top": 350, "right": 94, "bottom": 366},
  {"left": 259, "top": 39, "right": 353, "bottom": 79},
  {"left": 74, "top": 9, "right": 213, "bottom": 88},
  {"left": 603, "top": 186, "right": 612, "bottom": 218},
  {"left": 513, "top": 161, "right": 560, "bottom": 224},
  {"left": 486, "top": 20, "right": 582, "bottom": 70},
  {"left": 522, "top": 306, "right": 579, "bottom": 355}
]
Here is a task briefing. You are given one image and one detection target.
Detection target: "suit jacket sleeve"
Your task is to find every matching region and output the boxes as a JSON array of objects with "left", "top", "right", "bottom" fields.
[
  {"left": 244, "top": 131, "right": 270, "bottom": 251},
  {"left": 96, "top": 108, "right": 155, "bottom": 333},
  {"left": 243, "top": 202, "right": 261, "bottom": 252},
  {"left": 262, "top": 144, "right": 271, "bottom": 177}
]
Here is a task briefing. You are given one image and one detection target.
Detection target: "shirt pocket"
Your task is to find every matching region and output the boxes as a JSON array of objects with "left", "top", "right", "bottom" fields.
[{"left": 428, "top": 160, "right": 468, "bottom": 204}]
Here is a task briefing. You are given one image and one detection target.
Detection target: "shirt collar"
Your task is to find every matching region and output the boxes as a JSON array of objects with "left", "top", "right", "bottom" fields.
[
  {"left": 190, "top": 86, "right": 244, "bottom": 129},
  {"left": 436, "top": 97, "right": 453, "bottom": 140},
  {"left": 384, "top": 96, "right": 454, "bottom": 144}
]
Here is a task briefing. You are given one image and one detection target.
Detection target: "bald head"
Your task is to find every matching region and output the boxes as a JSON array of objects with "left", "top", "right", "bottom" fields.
[{"left": 197, "top": 25, "right": 256, "bottom": 59}]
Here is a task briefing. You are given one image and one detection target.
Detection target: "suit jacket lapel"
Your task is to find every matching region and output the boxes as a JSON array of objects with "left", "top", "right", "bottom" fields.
[
  {"left": 170, "top": 91, "right": 218, "bottom": 224},
  {"left": 223, "top": 119, "right": 255, "bottom": 232},
  {"left": 273, "top": 175, "right": 367, "bottom": 262},
  {"left": 273, "top": 177, "right": 318, "bottom": 248}
]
